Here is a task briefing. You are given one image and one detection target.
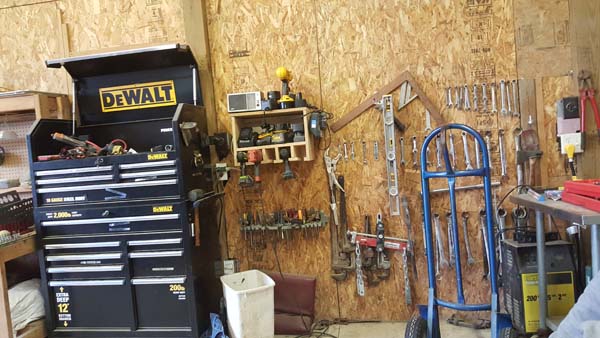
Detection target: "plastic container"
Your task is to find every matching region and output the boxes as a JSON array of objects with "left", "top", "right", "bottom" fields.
[{"left": 220, "top": 270, "right": 275, "bottom": 338}]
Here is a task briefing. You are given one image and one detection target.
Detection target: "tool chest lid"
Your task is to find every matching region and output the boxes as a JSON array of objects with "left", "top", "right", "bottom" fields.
[
  {"left": 46, "top": 43, "right": 196, "bottom": 78},
  {"left": 45, "top": 43, "right": 202, "bottom": 126}
]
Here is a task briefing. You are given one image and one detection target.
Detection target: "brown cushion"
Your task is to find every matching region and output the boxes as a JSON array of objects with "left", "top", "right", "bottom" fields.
[
  {"left": 264, "top": 271, "right": 316, "bottom": 316},
  {"left": 274, "top": 313, "right": 313, "bottom": 335}
]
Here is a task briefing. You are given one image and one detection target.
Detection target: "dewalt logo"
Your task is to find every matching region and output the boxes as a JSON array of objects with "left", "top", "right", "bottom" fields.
[
  {"left": 148, "top": 153, "right": 168, "bottom": 161},
  {"left": 99, "top": 80, "right": 177, "bottom": 113},
  {"left": 153, "top": 205, "right": 174, "bottom": 213}
]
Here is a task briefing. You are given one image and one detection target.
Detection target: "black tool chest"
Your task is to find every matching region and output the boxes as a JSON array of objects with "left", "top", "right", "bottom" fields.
[{"left": 27, "top": 44, "right": 222, "bottom": 338}]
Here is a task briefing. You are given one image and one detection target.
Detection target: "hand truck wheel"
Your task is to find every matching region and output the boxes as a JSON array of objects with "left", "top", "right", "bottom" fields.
[
  {"left": 499, "top": 327, "right": 518, "bottom": 338},
  {"left": 405, "top": 312, "right": 427, "bottom": 338}
]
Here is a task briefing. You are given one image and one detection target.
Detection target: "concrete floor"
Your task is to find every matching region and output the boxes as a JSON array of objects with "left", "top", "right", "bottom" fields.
[{"left": 276, "top": 321, "right": 491, "bottom": 338}]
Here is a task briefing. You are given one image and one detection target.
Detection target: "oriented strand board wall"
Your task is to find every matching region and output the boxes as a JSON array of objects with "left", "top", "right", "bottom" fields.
[{"left": 207, "top": 0, "right": 520, "bottom": 321}]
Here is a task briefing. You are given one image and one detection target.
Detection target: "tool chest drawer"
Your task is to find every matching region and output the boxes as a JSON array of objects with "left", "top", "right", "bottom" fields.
[
  {"left": 48, "top": 279, "right": 133, "bottom": 330},
  {"left": 132, "top": 276, "right": 192, "bottom": 328},
  {"left": 37, "top": 201, "right": 186, "bottom": 237},
  {"left": 129, "top": 249, "right": 186, "bottom": 277},
  {"left": 32, "top": 152, "right": 180, "bottom": 206}
]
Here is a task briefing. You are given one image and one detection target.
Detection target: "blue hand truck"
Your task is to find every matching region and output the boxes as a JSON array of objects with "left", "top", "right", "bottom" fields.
[{"left": 404, "top": 124, "right": 513, "bottom": 338}]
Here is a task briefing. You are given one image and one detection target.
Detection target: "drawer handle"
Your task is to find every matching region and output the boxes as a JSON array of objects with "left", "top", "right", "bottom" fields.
[
  {"left": 129, "top": 250, "right": 183, "bottom": 259},
  {"left": 46, "top": 253, "right": 122, "bottom": 262},
  {"left": 42, "top": 214, "right": 179, "bottom": 227},
  {"left": 37, "top": 179, "right": 177, "bottom": 194},
  {"left": 35, "top": 166, "right": 112, "bottom": 177},
  {"left": 36, "top": 174, "right": 113, "bottom": 186},
  {"left": 47, "top": 265, "right": 124, "bottom": 273},
  {"left": 120, "top": 169, "right": 177, "bottom": 179},
  {"left": 127, "top": 238, "right": 182, "bottom": 246},
  {"left": 119, "top": 160, "right": 176, "bottom": 170},
  {"left": 49, "top": 279, "right": 125, "bottom": 287},
  {"left": 45, "top": 241, "right": 120, "bottom": 250},
  {"left": 131, "top": 277, "right": 186, "bottom": 285}
]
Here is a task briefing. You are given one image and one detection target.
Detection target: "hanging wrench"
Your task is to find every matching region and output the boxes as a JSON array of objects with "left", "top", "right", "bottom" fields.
[
  {"left": 480, "top": 209, "right": 491, "bottom": 280},
  {"left": 374, "top": 141, "right": 379, "bottom": 161},
  {"left": 412, "top": 136, "right": 418, "bottom": 169},
  {"left": 446, "top": 212, "right": 455, "bottom": 268},
  {"left": 485, "top": 131, "right": 493, "bottom": 170},
  {"left": 461, "top": 212, "right": 475, "bottom": 265},
  {"left": 461, "top": 131, "right": 473, "bottom": 170},
  {"left": 482, "top": 83, "right": 488, "bottom": 113},
  {"left": 424, "top": 136, "right": 432, "bottom": 167},
  {"left": 513, "top": 128, "right": 524, "bottom": 186},
  {"left": 351, "top": 141, "right": 355, "bottom": 161},
  {"left": 491, "top": 82, "right": 498, "bottom": 114},
  {"left": 446, "top": 87, "right": 453, "bottom": 108},
  {"left": 498, "top": 129, "right": 507, "bottom": 178},
  {"left": 464, "top": 84, "right": 471, "bottom": 111},
  {"left": 473, "top": 84, "right": 479, "bottom": 112},
  {"left": 433, "top": 214, "right": 449, "bottom": 268},
  {"left": 362, "top": 140, "right": 367, "bottom": 165},
  {"left": 344, "top": 142, "right": 349, "bottom": 161},
  {"left": 506, "top": 79, "right": 513, "bottom": 115},
  {"left": 511, "top": 80, "right": 520, "bottom": 117},
  {"left": 474, "top": 135, "right": 481, "bottom": 169},
  {"left": 424, "top": 109, "right": 432, "bottom": 134},
  {"left": 400, "top": 137, "right": 406, "bottom": 166},
  {"left": 500, "top": 80, "right": 508, "bottom": 116},
  {"left": 435, "top": 135, "right": 442, "bottom": 170},
  {"left": 448, "top": 131, "right": 457, "bottom": 168},
  {"left": 455, "top": 86, "right": 461, "bottom": 110}
]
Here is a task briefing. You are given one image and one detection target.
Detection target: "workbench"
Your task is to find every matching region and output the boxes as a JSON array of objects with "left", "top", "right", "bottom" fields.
[
  {"left": 509, "top": 193, "right": 600, "bottom": 333},
  {"left": 0, "top": 234, "right": 44, "bottom": 338}
]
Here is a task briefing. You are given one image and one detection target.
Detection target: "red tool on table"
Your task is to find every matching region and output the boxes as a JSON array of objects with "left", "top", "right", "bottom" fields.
[
  {"left": 579, "top": 70, "right": 600, "bottom": 142},
  {"left": 562, "top": 179, "right": 600, "bottom": 212}
]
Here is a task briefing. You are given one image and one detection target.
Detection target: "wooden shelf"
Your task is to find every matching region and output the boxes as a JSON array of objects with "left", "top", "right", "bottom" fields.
[
  {"left": 231, "top": 107, "right": 315, "bottom": 166},
  {"left": 0, "top": 187, "right": 32, "bottom": 195},
  {"left": 0, "top": 91, "right": 69, "bottom": 121}
]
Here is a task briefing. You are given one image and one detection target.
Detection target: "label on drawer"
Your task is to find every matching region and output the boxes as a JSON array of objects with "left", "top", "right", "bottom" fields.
[
  {"left": 45, "top": 211, "right": 82, "bottom": 219},
  {"left": 152, "top": 205, "right": 174, "bottom": 213},
  {"left": 169, "top": 284, "right": 186, "bottom": 301},
  {"left": 46, "top": 195, "right": 87, "bottom": 204},
  {"left": 55, "top": 287, "right": 72, "bottom": 327},
  {"left": 148, "top": 153, "right": 169, "bottom": 161}
]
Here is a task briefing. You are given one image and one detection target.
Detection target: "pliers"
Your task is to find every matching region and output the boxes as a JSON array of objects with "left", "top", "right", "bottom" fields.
[
  {"left": 324, "top": 148, "right": 344, "bottom": 226},
  {"left": 578, "top": 70, "right": 600, "bottom": 139}
]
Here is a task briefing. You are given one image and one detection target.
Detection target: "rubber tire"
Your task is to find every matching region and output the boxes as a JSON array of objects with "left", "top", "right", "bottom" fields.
[
  {"left": 499, "top": 327, "right": 518, "bottom": 338},
  {"left": 405, "top": 313, "right": 427, "bottom": 338}
]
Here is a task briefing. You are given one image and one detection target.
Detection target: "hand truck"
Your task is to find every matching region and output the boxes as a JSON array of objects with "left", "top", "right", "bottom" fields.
[{"left": 404, "top": 124, "right": 513, "bottom": 338}]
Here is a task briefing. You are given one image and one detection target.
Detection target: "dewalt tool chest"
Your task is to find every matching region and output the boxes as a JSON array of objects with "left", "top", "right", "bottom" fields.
[{"left": 27, "top": 44, "right": 222, "bottom": 338}]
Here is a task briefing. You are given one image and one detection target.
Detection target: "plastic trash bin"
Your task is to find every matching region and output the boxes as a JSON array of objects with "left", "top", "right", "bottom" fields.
[{"left": 220, "top": 270, "right": 276, "bottom": 338}]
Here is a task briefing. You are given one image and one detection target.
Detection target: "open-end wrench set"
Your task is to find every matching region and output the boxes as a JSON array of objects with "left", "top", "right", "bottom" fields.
[{"left": 445, "top": 80, "right": 520, "bottom": 117}]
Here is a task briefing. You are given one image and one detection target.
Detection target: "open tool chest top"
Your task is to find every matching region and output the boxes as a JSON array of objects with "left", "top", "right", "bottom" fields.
[{"left": 28, "top": 44, "right": 212, "bottom": 207}]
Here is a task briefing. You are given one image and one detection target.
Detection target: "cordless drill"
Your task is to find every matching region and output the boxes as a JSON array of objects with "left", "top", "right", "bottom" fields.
[
  {"left": 237, "top": 152, "right": 254, "bottom": 186},
  {"left": 247, "top": 150, "right": 263, "bottom": 183},
  {"left": 279, "top": 147, "right": 295, "bottom": 180}
]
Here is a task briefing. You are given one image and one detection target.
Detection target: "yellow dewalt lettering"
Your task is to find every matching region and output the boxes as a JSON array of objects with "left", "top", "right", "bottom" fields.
[
  {"left": 147, "top": 153, "right": 168, "bottom": 160},
  {"left": 153, "top": 205, "right": 173, "bottom": 213},
  {"left": 99, "top": 80, "right": 177, "bottom": 112}
]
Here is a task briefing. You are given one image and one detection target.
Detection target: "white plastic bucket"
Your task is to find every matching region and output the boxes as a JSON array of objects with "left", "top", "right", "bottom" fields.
[{"left": 220, "top": 270, "right": 275, "bottom": 338}]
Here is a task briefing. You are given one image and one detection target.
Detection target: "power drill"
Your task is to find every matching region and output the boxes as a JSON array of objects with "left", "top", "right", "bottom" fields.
[
  {"left": 247, "top": 150, "right": 263, "bottom": 183},
  {"left": 279, "top": 147, "right": 295, "bottom": 180},
  {"left": 276, "top": 66, "right": 294, "bottom": 109},
  {"left": 237, "top": 152, "right": 254, "bottom": 186}
]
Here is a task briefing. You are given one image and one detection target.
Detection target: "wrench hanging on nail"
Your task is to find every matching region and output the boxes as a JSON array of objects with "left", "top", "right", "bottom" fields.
[
  {"left": 473, "top": 84, "right": 479, "bottom": 112},
  {"left": 446, "top": 87, "right": 453, "bottom": 108},
  {"left": 412, "top": 136, "right": 418, "bottom": 169},
  {"left": 425, "top": 136, "right": 432, "bottom": 168},
  {"left": 435, "top": 135, "right": 442, "bottom": 170},
  {"left": 479, "top": 209, "right": 491, "bottom": 280},
  {"left": 491, "top": 82, "right": 498, "bottom": 114},
  {"left": 461, "top": 212, "right": 475, "bottom": 265},
  {"left": 425, "top": 109, "right": 432, "bottom": 134},
  {"left": 446, "top": 212, "right": 455, "bottom": 268},
  {"left": 344, "top": 142, "right": 349, "bottom": 161},
  {"left": 485, "top": 131, "right": 493, "bottom": 170},
  {"left": 464, "top": 84, "right": 471, "bottom": 111},
  {"left": 351, "top": 141, "right": 355, "bottom": 161},
  {"left": 461, "top": 131, "right": 473, "bottom": 170},
  {"left": 500, "top": 80, "right": 508, "bottom": 116},
  {"left": 362, "top": 140, "right": 367, "bottom": 165},
  {"left": 474, "top": 135, "right": 481, "bottom": 169},
  {"left": 455, "top": 86, "right": 461, "bottom": 110},
  {"left": 400, "top": 137, "right": 406, "bottom": 166},
  {"left": 506, "top": 80, "right": 513, "bottom": 115},
  {"left": 511, "top": 80, "right": 520, "bottom": 117},
  {"left": 374, "top": 141, "right": 379, "bottom": 161},
  {"left": 499, "top": 129, "right": 507, "bottom": 178},
  {"left": 433, "top": 213, "right": 449, "bottom": 268},
  {"left": 482, "top": 83, "right": 488, "bottom": 113},
  {"left": 449, "top": 131, "right": 457, "bottom": 168},
  {"left": 513, "top": 128, "right": 524, "bottom": 186}
]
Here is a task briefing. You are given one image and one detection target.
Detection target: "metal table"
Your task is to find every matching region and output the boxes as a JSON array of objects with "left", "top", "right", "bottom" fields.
[{"left": 510, "top": 193, "right": 600, "bottom": 332}]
